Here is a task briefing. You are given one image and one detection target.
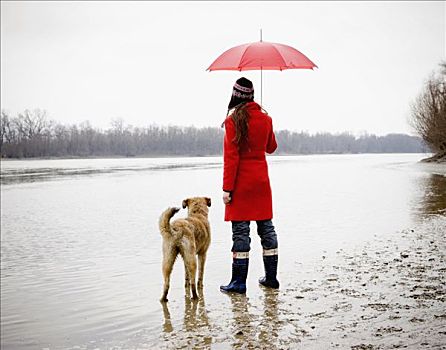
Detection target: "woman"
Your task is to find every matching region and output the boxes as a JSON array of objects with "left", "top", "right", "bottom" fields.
[{"left": 220, "top": 77, "right": 279, "bottom": 294}]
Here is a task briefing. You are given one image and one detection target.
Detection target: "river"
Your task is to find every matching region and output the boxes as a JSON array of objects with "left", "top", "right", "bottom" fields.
[{"left": 1, "top": 154, "right": 445, "bottom": 349}]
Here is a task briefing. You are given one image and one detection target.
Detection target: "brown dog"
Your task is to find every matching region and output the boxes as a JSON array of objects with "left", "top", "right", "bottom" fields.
[{"left": 159, "top": 197, "right": 211, "bottom": 302}]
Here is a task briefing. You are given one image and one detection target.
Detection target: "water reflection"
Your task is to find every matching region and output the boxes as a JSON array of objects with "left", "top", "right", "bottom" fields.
[
  {"left": 224, "top": 289, "right": 282, "bottom": 349},
  {"left": 161, "top": 289, "right": 283, "bottom": 349},
  {"left": 0, "top": 161, "right": 221, "bottom": 185},
  {"left": 415, "top": 174, "right": 446, "bottom": 219},
  {"left": 161, "top": 302, "right": 173, "bottom": 334},
  {"left": 227, "top": 293, "right": 254, "bottom": 349},
  {"left": 258, "top": 289, "right": 281, "bottom": 349},
  {"left": 161, "top": 288, "right": 211, "bottom": 347},
  {"left": 183, "top": 291, "right": 210, "bottom": 332}
]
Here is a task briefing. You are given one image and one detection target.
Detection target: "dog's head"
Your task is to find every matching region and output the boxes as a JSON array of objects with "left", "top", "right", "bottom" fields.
[{"left": 182, "top": 197, "right": 211, "bottom": 217}]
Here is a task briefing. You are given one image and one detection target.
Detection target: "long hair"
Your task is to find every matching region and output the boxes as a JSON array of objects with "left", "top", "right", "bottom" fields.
[{"left": 231, "top": 103, "right": 250, "bottom": 146}]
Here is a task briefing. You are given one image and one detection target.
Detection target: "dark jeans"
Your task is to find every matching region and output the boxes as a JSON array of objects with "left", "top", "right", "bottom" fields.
[{"left": 231, "top": 220, "right": 278, "bottom": 253}]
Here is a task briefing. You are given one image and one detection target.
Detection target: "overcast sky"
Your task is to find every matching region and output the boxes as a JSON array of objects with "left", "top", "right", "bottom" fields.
[{"left": 1, "top": 1, "right": 445, "bottom": 135}]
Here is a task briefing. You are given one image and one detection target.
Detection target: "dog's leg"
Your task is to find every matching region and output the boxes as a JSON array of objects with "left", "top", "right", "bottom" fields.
[
  {"left": 184, "top": 271, "right": 190, "bottom": 297},
  {"left": 183, "top": 252, "right": 198, "bottom": 300},
  {"left": 179, "top": 252, "right": 191, "bottom": 297},
  {"left": 197, "top": 253, "right": 207, "bottom": 289},
  {"left": 160, "top": 251, "right": 177, "bottom": 302}
]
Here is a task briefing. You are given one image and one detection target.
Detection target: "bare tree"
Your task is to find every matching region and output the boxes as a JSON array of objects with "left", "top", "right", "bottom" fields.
[
  {"left": 110, "top": 118, "right": 125, "bottom": 135},
  {"left": 410, "top": 62, "right": 446, "bottom": 160},
  {"left": 14, "top": 109, "right": 50, "bottom": 140},
  {"left": 1, "top": 110, "right": 13, "bottom": 146}
]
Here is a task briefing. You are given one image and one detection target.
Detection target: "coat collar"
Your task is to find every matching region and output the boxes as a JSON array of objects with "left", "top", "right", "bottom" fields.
[{"left": 245, "top": 101, "right": 261, "bottom": 111}]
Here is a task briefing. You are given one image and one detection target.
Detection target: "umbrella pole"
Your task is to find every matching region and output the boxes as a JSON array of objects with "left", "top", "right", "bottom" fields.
[
  {"left": 260, "top": 28, "right": 263, "bottom": 106},
  {"left": 261, "top": 67, "right": 263, "bottom": 106}
]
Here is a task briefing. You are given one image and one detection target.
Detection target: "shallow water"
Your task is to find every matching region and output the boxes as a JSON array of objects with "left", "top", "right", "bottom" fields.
[{"left": 1, "top": 154, "right": 445, "bottom": 349}]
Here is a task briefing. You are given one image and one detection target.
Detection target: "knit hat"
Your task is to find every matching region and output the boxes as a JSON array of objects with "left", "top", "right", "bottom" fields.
[{"left": 228, "top": 77, "right": 254, "bottom": 111}]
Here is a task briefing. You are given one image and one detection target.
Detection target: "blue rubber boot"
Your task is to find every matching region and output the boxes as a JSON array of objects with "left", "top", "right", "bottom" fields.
[
  {"left": 259, "top": 253, "right": 279, "bottom": 289},
  {"left": 220, "top": 256, "right": 249, "bottom": 294}
]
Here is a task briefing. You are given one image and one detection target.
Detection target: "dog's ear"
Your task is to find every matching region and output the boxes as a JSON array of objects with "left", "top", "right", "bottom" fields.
[
  {"left": 205, "top": 197, "right": 211, "bottom": 207},
  {"left": 182, "top": 199, "right": 189, "bottom": 209}
]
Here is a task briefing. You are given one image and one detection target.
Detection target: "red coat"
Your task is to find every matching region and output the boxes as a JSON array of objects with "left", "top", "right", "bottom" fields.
[{"left": 223, "top": 102, "right": 277, "bottom": 221}]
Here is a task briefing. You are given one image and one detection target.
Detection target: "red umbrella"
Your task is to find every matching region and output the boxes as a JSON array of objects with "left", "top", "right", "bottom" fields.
[{"left": 207, "top": 33, "right": 317, "bottom": 105}]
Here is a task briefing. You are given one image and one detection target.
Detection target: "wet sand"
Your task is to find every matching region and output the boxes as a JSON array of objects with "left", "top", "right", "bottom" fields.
[{"left": 154, "top": 215, "right": 446, "bottom": 350}]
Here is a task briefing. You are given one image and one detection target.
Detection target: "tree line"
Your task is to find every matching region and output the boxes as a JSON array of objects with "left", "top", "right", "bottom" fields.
[{"left": 1, "top": 109, "right": 427, "bottom": 159}]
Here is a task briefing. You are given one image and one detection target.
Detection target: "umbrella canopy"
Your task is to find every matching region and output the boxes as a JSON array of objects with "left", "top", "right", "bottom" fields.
[
  {"left": 207, "top": 41, "right": 317, "bottom": 71},
  {"left": 207, "top": 39, "right": 317, "bottom": 105}
]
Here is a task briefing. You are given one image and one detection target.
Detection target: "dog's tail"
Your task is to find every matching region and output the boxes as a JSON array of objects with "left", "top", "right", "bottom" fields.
[{"left": 159, "top": 207, "right": 180, "bottom": 238}]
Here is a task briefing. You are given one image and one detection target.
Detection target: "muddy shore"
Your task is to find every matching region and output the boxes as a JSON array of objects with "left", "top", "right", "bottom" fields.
[
  {"left": 153, "top": 215, "right": 446, "bottom": 350},
  {"left": 421, "top": 152, "right": 446, "bottom": 163}
]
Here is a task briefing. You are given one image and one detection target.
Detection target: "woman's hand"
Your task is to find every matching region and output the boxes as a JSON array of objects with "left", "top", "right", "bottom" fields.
[{"left": 222, "top": 191, "right": 232, "bottom": 205}]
